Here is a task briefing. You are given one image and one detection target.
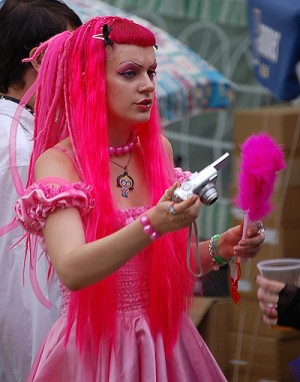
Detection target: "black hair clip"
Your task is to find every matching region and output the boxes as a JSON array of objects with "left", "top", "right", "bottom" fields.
[{"left": 92, "top": 24, "right": 114, "bottom": 47}]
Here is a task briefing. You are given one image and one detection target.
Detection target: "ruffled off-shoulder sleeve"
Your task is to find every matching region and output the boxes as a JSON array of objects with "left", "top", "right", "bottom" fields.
[
  {"left": 174, "top": 167, "right": 192, "bottom": 183},
  {"left": 15, "top": 180, "right": 95, "bottom": 235}
]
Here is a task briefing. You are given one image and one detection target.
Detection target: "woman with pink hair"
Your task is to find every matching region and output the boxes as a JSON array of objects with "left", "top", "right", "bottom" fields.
[{"left": 14, "top": 16, "right": 264, "bottom": 381}]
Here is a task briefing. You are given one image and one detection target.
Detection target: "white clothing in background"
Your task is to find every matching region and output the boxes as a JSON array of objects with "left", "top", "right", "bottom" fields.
[{"left": 0, "top": 98, "right": 61, "bottom": 382}]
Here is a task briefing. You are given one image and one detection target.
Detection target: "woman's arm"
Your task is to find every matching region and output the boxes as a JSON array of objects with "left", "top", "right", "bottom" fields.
[
  {"left": 42, "top": 182, "right": 200, "bottom": 290},
  {"left": 35, "top": 145, "right": 263, "bottom": 290},
  {"left": 198, "top": 221, "right": 265, "bottom": 274}
]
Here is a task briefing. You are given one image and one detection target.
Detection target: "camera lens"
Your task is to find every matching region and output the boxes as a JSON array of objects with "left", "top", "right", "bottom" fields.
[{"left": 198, "top": 183, "right": 219, "bottom": 205}]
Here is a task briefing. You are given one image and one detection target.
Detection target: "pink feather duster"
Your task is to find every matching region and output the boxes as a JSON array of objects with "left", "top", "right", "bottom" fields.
[
  {"left": 230, "top": 133, "right": 285, "bottom": 304},
  {"left": 235, "top": 133, "right": 285, "bottom": 221}
]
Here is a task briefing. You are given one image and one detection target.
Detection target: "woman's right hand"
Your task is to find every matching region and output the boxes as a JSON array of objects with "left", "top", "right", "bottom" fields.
[{"left": 147, "top": 182, "right": 201, "bottom": 235}]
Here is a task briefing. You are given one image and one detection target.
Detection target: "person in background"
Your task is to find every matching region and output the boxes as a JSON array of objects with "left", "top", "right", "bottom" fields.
[
  {"left": 11, "top": 16, "right": 264, "bottom": 381},
  {"left": 0, "top": 1, "right": 82, "bottom": 380},
  {"left": 256, "top": 275, "right": 300, "bottom": 330}
]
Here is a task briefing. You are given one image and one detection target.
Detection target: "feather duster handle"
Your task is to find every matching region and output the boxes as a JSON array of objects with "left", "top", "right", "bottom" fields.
[{"left": 230, "top": 133, "right": 285, "bottom": 304}]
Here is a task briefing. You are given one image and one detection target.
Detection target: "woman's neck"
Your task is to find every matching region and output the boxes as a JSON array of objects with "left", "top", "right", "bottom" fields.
[{"left": 108, "top": 126, "right": 135, "bottom": 147}]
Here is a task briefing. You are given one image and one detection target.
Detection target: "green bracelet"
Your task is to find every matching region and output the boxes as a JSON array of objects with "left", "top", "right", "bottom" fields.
[{"left": 210, "top": 234, "right": 228, "bottom": 266}]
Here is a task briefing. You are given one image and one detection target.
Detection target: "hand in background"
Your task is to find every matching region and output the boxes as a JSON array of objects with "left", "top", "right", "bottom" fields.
[{"left": 256, "top": 275, "right": 284, "bottom": 326}]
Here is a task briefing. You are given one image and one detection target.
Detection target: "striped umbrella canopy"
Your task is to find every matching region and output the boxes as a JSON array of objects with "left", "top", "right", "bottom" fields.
[{"left": 102, "top": 0, "right": 248, "bottom": 27}]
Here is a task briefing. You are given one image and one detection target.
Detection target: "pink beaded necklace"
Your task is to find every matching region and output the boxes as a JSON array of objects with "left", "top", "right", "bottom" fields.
[{"left": 109, "top": 128, "right": 138, "bottom": 156}]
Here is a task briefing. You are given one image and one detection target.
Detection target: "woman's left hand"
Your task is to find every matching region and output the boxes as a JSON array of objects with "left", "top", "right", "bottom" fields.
[{"left": 220, "top": 220, "right": 265, "bottom": 261}]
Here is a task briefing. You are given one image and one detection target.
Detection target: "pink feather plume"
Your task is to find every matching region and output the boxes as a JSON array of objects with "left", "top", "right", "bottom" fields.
[{"left": 235, "top": 133, "right": 285, "bottom": 221}]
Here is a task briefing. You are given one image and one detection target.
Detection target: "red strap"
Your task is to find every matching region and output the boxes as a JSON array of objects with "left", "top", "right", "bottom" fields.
[{"left": 230, "top": 258, "right": 241, "bottom": 305}]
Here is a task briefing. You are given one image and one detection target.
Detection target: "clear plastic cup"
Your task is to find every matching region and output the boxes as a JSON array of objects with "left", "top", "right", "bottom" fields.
[
  {"left": 257, "top": 258, "right": 300, "bottom": 287},
  {"left": 257, "top": 258, "right": 300, "bottom": 330}
]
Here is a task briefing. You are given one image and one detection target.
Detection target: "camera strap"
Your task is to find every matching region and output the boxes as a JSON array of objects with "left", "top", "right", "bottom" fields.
[{"left": 186, "top": 222, "right": 203, "bottom": 278}]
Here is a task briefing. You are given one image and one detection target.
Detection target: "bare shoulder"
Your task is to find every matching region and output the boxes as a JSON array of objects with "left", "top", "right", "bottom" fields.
[{"left": 35, "top": 143, "right": 80, "bottom": 182}]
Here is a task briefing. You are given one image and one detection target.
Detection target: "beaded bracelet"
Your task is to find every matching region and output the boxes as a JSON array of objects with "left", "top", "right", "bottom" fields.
[
  {"left": 140, "top": 215, "right": 160, "bottom": 241},
  {"left": 208, "top": 234, "right": 228, "bottom": 270}
]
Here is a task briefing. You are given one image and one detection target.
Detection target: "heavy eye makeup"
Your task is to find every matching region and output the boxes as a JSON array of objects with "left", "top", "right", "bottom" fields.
[
  {"left": 147, "top": 63, "right": 158, "bottom": 79},
  {"left": 117, "top": 61, "right": 157, "bottom": 79}
]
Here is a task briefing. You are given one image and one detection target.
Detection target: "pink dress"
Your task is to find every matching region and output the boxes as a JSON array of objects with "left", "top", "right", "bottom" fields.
[{"left": 15, "top": 180, "right": 227, "bottom": 382}]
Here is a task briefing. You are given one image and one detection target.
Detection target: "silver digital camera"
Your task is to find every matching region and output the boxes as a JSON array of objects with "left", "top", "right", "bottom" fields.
[{"left": 172, "top": 152, "right": 230, "bottom": 206}]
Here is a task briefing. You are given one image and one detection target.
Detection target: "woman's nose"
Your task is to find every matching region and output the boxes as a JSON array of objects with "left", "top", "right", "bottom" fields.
[{"left": 138, "top": 77, "right": 155, "bottom": 93}]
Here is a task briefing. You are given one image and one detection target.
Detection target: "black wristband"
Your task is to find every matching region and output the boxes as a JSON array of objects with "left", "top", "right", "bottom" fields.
[{"left": 277, "top": 284, "right": 300, "bottom": 330}]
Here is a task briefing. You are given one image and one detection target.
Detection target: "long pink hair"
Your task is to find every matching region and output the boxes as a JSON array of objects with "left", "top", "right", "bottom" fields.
[{"left": 28, "top": 16, "right": 192, "bottom": 356}]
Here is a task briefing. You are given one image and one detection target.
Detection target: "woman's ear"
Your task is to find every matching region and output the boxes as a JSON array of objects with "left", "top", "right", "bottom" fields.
[{"left": 29, "top": 47, "right": 43, "bottom": 73}]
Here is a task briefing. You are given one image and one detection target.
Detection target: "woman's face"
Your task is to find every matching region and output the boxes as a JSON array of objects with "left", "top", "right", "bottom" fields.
[{"left": 105, "top": 44, "right": 157, "bottom": 128}]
